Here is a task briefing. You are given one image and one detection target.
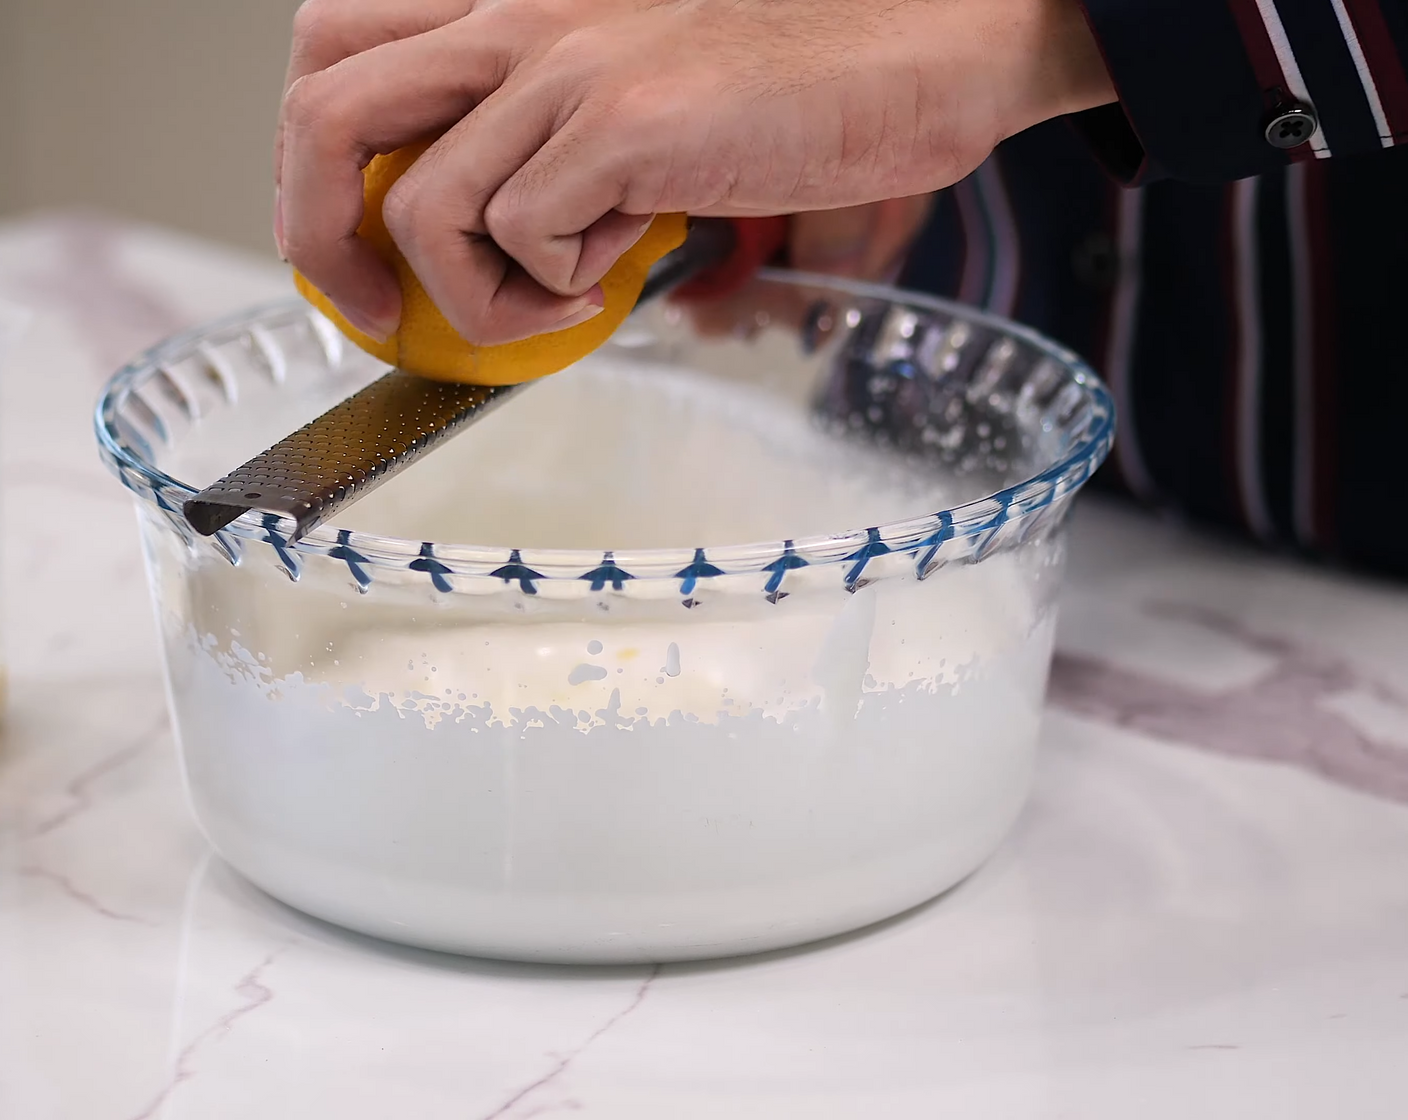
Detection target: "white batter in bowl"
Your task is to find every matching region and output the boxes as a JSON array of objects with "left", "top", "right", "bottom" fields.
[{"left": 96, "top": 275, "right": 1113, "bottom": 962}]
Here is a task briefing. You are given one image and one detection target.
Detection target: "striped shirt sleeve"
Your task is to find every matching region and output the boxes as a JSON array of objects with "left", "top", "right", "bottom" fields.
[{"left": 1074, "top": 0, "right": 1408, "bottom": 183}]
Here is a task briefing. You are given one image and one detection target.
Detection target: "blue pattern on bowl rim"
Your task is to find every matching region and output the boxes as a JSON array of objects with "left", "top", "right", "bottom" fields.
[{"left": 95, "top": 272, "right": 1115, "bottom": 603}]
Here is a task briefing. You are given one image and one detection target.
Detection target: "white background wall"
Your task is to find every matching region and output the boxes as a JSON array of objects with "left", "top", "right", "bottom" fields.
[{"left": 0, "top": 0, "right": 301, "bottom": 255}]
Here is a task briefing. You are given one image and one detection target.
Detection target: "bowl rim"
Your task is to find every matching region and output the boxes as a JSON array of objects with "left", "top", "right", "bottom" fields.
[{"left": 94, "top": 270, "right": 1115, "bottom": 581}]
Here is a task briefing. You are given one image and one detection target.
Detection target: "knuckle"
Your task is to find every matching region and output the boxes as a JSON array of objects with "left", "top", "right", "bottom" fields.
[
  {"left": 627, "top": 81, "right": 685, "bottom": 134},
  {"left": 591, "top": 80, "right": 678, "bottom": 159},
  {"left": 282, "top": 71, "right": 362, "bottom": 154},
  {"left": 380, "top": 178, "right": 424, "bottom": 246},
  {"left": 483, "top": 190, "right": 531, "bottom": 251},
  {"left": 489, "top": 188, "right": 577, "bottom": 295},
  {"left": 546, "top": 25, "right": 612, "bottom": 75},
  {"left": 477, "top": 0, "right": 543, "bottom": 34},
  {"left": 290, "top": 0, "right": 340, "bottom": 50},
  {"left": 281, "top": 73, "right": 331, "bottom": 135},
  {"left": 485, "top": 187, "right": 579, "bottom": 295}
]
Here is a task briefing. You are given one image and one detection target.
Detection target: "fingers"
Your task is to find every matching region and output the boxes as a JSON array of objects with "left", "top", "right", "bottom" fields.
[
  {"left": 485, "top": 125, "right": 656, "bottom": 297},
  {"left": 278, "top": 23, "right": 513, "bottom": 337},
  {"left": 488, "top": 194, "right": 656, "bottom": 300},
  {"left": 275, "top": 0, "right": 475, "bottom": 190},
  {"left": 389, "top": 27, "right": 657, "bottom": 313},
  {"left": 381, "top": 79, "right": 607, "bottom": 344}
]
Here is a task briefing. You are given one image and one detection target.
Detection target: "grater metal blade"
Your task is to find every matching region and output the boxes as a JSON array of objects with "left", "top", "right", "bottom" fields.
[
  {"left": 182, "top": 374, "right": 522, "bottom": 540},
  {"left": 184, "top": 218, "right": 741, "bottom": 541}
]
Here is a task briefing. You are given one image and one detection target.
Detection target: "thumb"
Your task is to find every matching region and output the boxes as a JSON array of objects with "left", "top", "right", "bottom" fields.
[
  {"left": 789, "top": 205, "right": 879, "bottom": 276},
  {"left": 863, "top": 194, "right": 935, "bottom": 280},
  {"left": 790, "top": 196, "right": 934, "bottom": 280}
]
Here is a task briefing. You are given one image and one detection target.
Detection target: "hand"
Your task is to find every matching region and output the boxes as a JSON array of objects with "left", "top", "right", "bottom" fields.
[{"left": 277, "top": 0, "right": 1114, "bottom": 345}]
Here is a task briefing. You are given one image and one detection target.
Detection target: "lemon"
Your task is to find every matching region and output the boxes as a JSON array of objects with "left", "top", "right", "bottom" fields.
[{"left": 295, "top": 141, "right": 687, "bottom": 386}]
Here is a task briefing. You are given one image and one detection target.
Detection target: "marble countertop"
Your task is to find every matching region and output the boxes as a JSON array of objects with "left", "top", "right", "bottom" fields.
[{"left": 1, "top": 213, "right": 1406, "bottom": 1119}]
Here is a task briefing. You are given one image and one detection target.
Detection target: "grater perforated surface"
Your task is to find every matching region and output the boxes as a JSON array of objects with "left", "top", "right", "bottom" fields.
[{"left": 183, "top": 375, "right": 519, "bottom": 539}]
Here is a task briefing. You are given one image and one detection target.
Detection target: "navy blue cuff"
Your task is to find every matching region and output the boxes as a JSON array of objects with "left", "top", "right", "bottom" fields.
[{"left": 1076, "top": 0, "right": 1288, "bottom": 184}]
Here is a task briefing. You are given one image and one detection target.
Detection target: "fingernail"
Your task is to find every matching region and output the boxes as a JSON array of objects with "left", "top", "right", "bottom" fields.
[
  {"left": 337, "top": 302, "right": 396, "bottom": 344},
  {"left": 548, "top": 301, "right": 605, "bottom": 333},
  {"left": 274, "top": 187, "right": 286, "bottom": 261},
  {"left": 547, "top": 286, "right": 606, "bottom": 333}
]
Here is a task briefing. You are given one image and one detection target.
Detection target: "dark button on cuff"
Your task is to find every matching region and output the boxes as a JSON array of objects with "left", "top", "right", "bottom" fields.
[{"left": 1265, "top": 103, "right": 1319, "bottom": 150}]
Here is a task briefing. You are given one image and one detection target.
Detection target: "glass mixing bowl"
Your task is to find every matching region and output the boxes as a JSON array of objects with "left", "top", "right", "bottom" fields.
[{"left": 96, "top": 273, "right": 1113, "bottom": 963}]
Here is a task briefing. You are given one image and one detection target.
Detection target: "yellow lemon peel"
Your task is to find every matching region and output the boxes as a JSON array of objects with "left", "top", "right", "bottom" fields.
[{"left": 295, "top": 142, "right": 687, "bottom": 386}]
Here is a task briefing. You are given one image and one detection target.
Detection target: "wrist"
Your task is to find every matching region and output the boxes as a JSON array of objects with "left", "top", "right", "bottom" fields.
[{"left": 993, "top": 0, "right": 1118, "bottom": 139}]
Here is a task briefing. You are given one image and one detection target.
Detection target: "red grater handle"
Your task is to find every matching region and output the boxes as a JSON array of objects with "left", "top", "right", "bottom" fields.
[{"left": 671, "top": 216, "right": 790, "bottom": 302}]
